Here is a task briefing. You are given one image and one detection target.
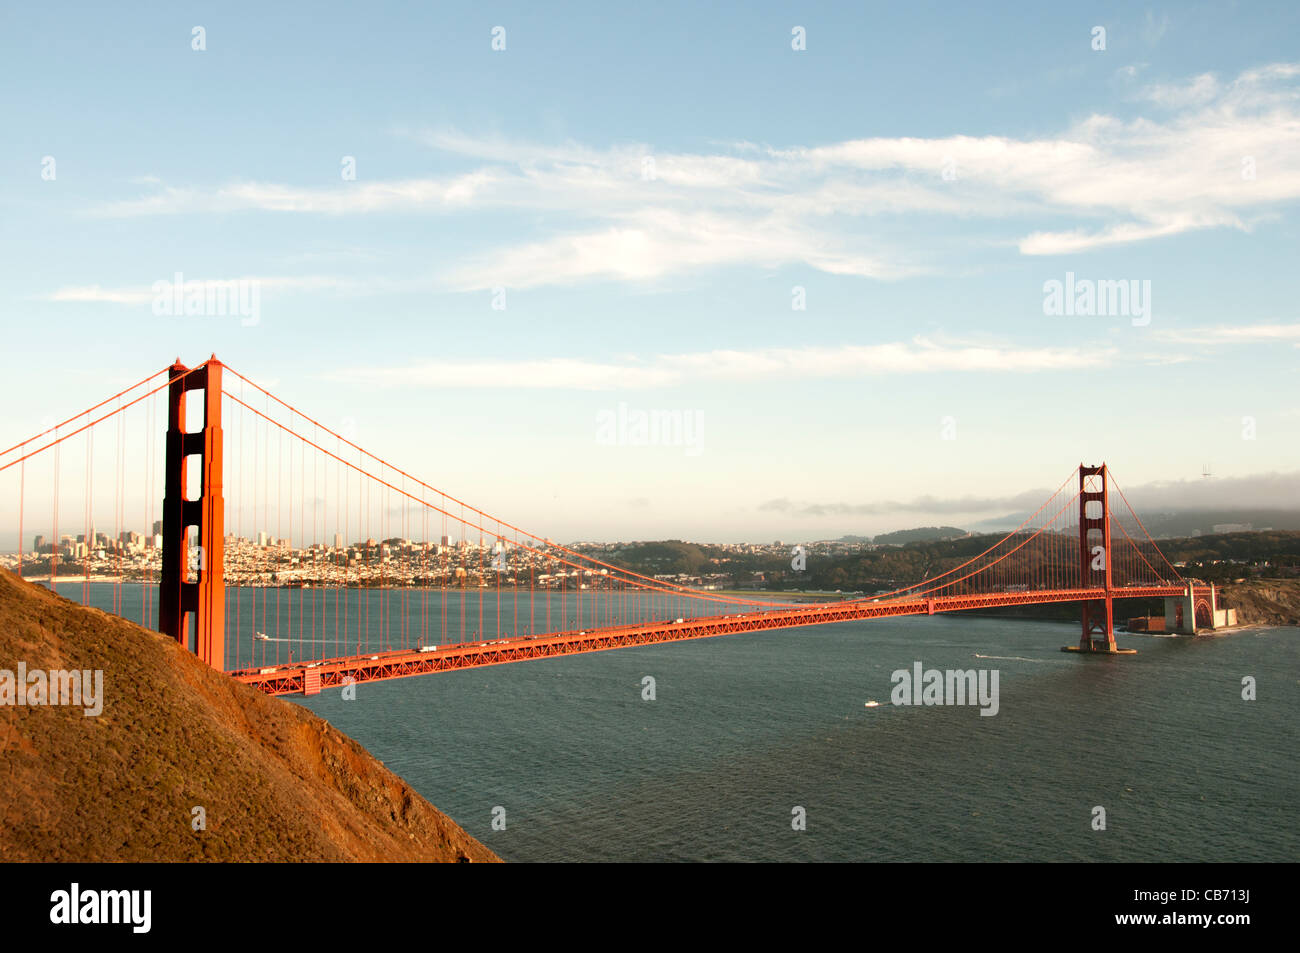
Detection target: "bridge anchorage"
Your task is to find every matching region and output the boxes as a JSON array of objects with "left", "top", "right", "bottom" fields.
[{"left": 2, "top": 354, "right": 1219, "bottom": 697}]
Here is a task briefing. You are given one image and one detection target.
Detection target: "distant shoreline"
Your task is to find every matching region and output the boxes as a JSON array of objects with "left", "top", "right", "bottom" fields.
[{"left": 14, "top": 575, "right": 1300, "bottom": 626}]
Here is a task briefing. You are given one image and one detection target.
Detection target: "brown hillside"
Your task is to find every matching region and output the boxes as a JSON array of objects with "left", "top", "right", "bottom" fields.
[{"left": 0, "top": 569, "right": 499, "bottom": 862}]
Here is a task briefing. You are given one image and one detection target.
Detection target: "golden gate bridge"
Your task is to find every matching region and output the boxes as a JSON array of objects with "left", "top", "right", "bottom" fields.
[{"left": 0, "top": 356, "right": 1219, "bottom": 697}]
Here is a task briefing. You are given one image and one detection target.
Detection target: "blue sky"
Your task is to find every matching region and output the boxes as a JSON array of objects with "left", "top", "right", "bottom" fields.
[{"left": 2, "top": 1, "right": 1298, "bottom": 542}]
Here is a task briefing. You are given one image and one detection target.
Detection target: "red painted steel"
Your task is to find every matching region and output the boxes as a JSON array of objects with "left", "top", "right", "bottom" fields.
[
  {"left": 159, "top": 358, "right": 226, "bottom": 667},
  {"left": 231, "top": 584, "right": 1197, "bottom": 696},
  {"left": 1, "top": 355, "right": 1196, "bottom": 693},
  {"left": 1078, "top": 463, "right": 1115, "bottom": 651}
]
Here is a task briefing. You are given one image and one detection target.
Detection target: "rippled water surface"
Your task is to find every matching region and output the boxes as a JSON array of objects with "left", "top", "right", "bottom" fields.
[
  {"left": 289, "top": 612, "right": 1298, "bottom": 862},
  {"left": 53, "top": 582, "right": 1297, "bottom": 861}
]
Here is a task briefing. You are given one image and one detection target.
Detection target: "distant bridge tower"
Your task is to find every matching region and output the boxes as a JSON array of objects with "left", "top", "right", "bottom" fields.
[
  {"left": 158, "top": 357, "right": 225, "bottom": 668},
  {"left": 1077, "top": 463, "right": 1118, "bottom": 652}
]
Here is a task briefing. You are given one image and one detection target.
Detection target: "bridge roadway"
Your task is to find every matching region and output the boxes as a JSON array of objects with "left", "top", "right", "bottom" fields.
[{"left": 231, "top": 584, "right": 1195, "bottom": 696}]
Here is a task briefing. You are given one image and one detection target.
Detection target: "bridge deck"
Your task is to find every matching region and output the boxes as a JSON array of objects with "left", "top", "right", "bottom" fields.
[{"left": 231, "top": 585, "right": 1192, "bottom": 696}]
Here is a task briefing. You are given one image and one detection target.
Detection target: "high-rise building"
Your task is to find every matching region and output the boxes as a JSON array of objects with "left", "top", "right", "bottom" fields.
[{"left": 333, "top": 533, "right": 344, "bottom": 550}]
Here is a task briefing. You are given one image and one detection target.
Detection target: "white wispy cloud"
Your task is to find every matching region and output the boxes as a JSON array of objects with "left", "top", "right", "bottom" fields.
[
  {"left": 87, "top": 64, "right": 1300, "bottom": 288},
  {"left": 92, "top": 173, "right": 505, "bottom": 217},
  {"left": 1151, "top": 322, "right": 1300, "bottom": 346},
  {"left": 314, "top": 318, "right": 1291, "bottom": 391},
  {"left": 1138, "top": 72, "right": 1221, "bottom": 108},
  {"left": 47, "top": 285, "right": 156, "bottom": 305},
  {"left": 322, "top": 338, "right": 1117, "bottom": 391},
  {"left": 440, "top": 209, "right": 917, "bottom": 289},
  {"left": 42, "top": 275, "right": 389, "bottom": 304}
]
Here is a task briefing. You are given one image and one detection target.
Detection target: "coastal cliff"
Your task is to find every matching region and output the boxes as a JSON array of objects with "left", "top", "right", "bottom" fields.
[{"left": 1218, "top": 578, "right": 1300, "bottom": 627}]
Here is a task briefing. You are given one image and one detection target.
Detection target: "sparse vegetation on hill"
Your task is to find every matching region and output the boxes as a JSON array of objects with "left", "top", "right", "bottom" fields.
[
  {"left": 0, "top": 569, "right": 498, "bottom": 862},
  {"left": 606, "top": 540, "right": 713, "bottom": 575},
  {"left": 593, "top": 531, "right": 1300, "bottom": 615}
]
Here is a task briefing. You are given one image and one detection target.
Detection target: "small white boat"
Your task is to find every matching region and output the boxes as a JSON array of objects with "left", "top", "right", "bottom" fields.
[
  {"left": 864, "top": 700, "right": 881, "bottom": 708},
  {"left": 254, "top": 631, "right": 269, "bottom": 641}
]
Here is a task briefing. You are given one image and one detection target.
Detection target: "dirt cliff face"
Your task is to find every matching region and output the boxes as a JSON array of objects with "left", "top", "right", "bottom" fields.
[
  {"left": 1218, "top": 578, "right": 1300, "bottom": 627},
  {"left": 0, "top": 570, "right": 499, "bottom": 862}
]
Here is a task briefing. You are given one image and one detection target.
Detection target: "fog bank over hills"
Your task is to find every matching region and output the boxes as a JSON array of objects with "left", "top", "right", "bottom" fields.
[
  {"left": 969, "top": 471, "right": 1300, "bottom": 538},
  {"left": 766, "top": 470, "right": 1300, "bottom": 542}
]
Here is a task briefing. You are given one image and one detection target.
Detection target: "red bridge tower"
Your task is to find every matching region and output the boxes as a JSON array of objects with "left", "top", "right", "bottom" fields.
[
  {"left": 158, "top": 357, "right": 225, "bottom": 667},
  {"left": 1073, "top": 463, "right": 1130, "bottom": 653}
]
